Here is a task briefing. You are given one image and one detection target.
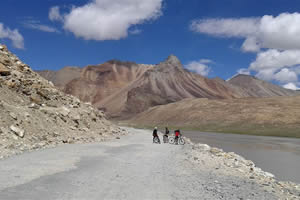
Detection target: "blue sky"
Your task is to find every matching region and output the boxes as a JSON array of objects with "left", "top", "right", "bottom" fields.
[{"left": 1, "top": 0, "right": 300, "bottom": 89}]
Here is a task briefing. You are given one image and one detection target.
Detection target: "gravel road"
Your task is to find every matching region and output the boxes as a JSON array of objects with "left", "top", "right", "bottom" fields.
[{"left": 0, "top": 128, "right": 280, "bottom": 200}]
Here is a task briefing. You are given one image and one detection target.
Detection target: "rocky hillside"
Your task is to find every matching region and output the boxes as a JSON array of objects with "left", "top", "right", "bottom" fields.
[
  {"left": 228, "top": 74, "right": 297, "bottom": 97},
  {"left": 128, "top": 96, "right": 300, "bottom": 138},
  {"left": 0, "top": 44, "right": 126, "bottom": 159}
]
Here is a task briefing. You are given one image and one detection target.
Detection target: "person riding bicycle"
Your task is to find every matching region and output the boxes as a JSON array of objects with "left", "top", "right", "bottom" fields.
[
  {"left": 153, "top": 127, "right": 160, "bottom": 143},
  {"left": 165, "top": 127, "right": 169, "bottom": 136},
  {"left": 174, "top": 129, "right": 180, "bottom": 145},
  {"left": 163, "top": 127, "right": 169, "bottom": 143}
]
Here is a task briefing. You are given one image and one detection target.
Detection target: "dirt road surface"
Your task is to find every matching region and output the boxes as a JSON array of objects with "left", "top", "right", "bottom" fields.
[{"left": 0, "top": 128, "right": 278, "bottom": 200}]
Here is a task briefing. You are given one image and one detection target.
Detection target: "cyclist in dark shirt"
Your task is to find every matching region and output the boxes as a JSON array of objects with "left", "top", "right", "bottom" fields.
[
  {"left": 153, "top": 127, "right": 160, "bottom": 143},
  {"left": 163, "top": 127, "right": 169, "bottom": 143}
]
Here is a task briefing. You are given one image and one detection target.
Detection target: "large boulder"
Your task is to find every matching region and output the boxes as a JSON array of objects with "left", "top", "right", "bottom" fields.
[{"left": 0, "top": 63, "right": 10, "bottom": 76}]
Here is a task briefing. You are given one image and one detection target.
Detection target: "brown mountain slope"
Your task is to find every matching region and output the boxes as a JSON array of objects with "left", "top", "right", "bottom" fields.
[
  {"left": 38, "top": 55, "right": 299, "bottom": 119},
  {"left": 63, "top": 60, "right": 153, "bottom": 109},
  {"left": 37, "top": 66, "right": 82, "bottom": 90},
  {"left": 228, "top": 74, "right": 297, "bottom": 97},
  {"left": 127, "top": 96, "right": 300, "bottom": 138},
  {"left": 120, "top": 55, "right": 246, "bottom": 117},
  {"left": 39, "top": 56, "right": 247, "bottom": 118}
]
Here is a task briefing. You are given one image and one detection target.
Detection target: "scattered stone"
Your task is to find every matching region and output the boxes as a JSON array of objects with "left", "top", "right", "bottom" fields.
[
  {"left": 210, "top": 147, "right": 223, "bottom": 156},
  {"left": 30, "top": 94, "right": 43, "bottom": 105},
  {"left": 193, "top": 143, "right": 211, "bottom": 151},
  {"left": 9, "top": 125, "right": 25, "bottom": 138},
  {"left": 9, "top": 112, "right": 17, "bottom": 120},
  {"left": 0, "top": 127, "right": 8, "bottom": 135},
  {"left": 28, "top": 103, "right": 39, "bottom": 109},
  {"left": 60, "top": 106, "right": 70, "bottom": 117}
]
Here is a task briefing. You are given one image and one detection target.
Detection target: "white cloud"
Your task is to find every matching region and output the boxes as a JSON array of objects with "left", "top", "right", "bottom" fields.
[
  {"left": 185, "top": 59, "right": 212, "bottom": 76},
  {"left": 250, "top": 49, "right": 300, "bottom": 71},
  {"left": 190, "top": 13, "right": 300, "bottom": 52},
  {"left": 274, "top": 68, "right": 298, "bottom": 83},
  {"left": 241, "top": 37, "right": 260, "bottom": 52},
  {"left": 255, "top": 69, "right": 276, "bottom": 81},
  {"left": 129, "top": 28, "right": 142, "bottom": 35},
  {"left": 191, "top": 12, "right": 300, "bottom": 87},
  {"left": 23, "top": 20, "right": 60, "bottom": 33},
  {"left": 237, "top": 68, "right": 250, "bottom": 75},
  {"left": 259, "top": 13, "right": 300, "bottom": 50},
  {"left": 283, "top": 82, "right": 300, "bottom": 90},
  {"left": 0, "top": 22, "right": 24, "bottom": 49},
  {"left": 49, "top": 6, "right": 63, "bottom": 22},
  {"left": 190, "top": 18, "right": 259, "bottom": 38},
  {"left": 249, "top": 49, "right": 300, "bottom": 83},
  {"left": 198, "top": 59, "right": 213, "bottom": 64},
  {"left": 51, "top": 0, "right": 164, "bottom": 41}
]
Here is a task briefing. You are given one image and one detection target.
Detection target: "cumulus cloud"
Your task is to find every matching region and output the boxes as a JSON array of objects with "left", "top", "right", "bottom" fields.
[
  {"left": 283, "top": 83, "right": 300, "bottom": 90},
  {"left": 191, "top": 12, "right": 300, "bottom": 88},
  {"left": 49, "top": 6, "right": 63, "bottom": 22},
  {"left": 190, "top": 13, "right": 300, "bottom": 52},
  {"left": 241, "top": 37, "right": 260, "bottom": 52},
  {"left": 190, "top": 18, "right": 259, "bottom": 38},
  {"left": 249, "top": 49, "right": 300, "bottom": 71},
  {"left": 255, "top": 69, "right": 276, "bottom": 81},
  {"left": 185, "top": 59, "right": 212, "bottom": 76},
  {"left": 249, "top": 49, "right": 300, "bottom": 83},
  {"left": 274, "top": 68, "right": 298, "bottom": 83},
  {"left": 23, "top": 20, "right": 60, "bottom": 33},
  {"left": 0, "top": 22, "right": 24, "bottom": 49},
  {"left": 51, "top": 0, "right": 163, "bottom": 41}
]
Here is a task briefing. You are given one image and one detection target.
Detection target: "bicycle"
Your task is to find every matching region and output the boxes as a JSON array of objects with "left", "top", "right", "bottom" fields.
[
  {"left": 169, "top": 134, "right": 185, "bottom": 145},
  {"left": 153, "top": 136, "right": 161, "bottom": 144},
  {"left": 163, "top": 134, "right": 169, "bottom": 143}
]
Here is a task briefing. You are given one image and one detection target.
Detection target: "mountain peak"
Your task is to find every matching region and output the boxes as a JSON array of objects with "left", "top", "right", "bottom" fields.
[
  {"left": 164, "top": 54, "right": 181, "bottom": 66},
  {"left": 155, "top": 54, "right": 183, "bottom": 72},
  {"left": 227, "top": 73, "right": 256, "bottom": 81}
]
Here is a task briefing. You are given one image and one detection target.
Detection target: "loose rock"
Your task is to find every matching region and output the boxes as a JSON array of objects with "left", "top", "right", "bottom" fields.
[{"left": 9, "top": 125, "right": 25, "bottom": 138}]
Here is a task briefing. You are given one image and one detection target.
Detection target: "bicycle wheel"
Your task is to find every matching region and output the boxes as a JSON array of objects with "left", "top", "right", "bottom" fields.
[
  {"left": 178, "top": 137, "right": 185, "bottom": 145},
  {"left": 153, "top": 137, "right": 160, "bottom": 144},
  {"left": 163, "top": 135, "right": 168, "bottom": 143},
  {"left": 168, "top": 137, "right": 175, "bottom": 144}
]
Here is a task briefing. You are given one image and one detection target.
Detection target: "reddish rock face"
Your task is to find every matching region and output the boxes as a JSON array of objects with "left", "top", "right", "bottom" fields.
[{"left": 38, "top": 56, "right": 299, "bottom": 119}]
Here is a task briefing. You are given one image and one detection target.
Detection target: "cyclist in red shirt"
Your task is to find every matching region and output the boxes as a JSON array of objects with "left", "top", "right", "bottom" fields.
[{"left": 174, "top": 129, "right": 180, "bottom": 145}]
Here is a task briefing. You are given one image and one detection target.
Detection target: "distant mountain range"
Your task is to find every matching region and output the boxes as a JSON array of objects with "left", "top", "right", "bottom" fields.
[
  {"left": 37, "top": 55, "right": 299, "bottom": 119},
  {"left": 227, "top": 74, "right": 296, "bottom": 97}
]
